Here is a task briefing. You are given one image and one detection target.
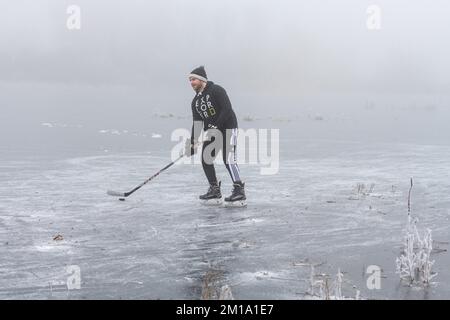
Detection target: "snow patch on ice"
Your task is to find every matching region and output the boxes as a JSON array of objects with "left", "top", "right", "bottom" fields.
[
  {"left": 34, "top": 243, "right": 72, "bottom": 253},
  {"left": 41, "top": 122, "right": 83, "bottom": 129},
  {"left": 98, "top": 129, "right": 150, "bottom": 138},
  {"left": 237, "top": 270, "right": 285, "bottom": 283}
]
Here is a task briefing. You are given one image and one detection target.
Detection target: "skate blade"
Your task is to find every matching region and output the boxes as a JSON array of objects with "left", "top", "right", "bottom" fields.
[
  {"left": 223, "top": 200, "right": 247, "bottom": 208},
  {"left": 200, "top": 198, "right": 223, "bottom": 206}
]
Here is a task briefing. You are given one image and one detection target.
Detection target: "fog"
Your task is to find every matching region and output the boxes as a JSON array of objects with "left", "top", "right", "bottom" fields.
[
  {"left": 3, "top": 1, "right": 450, "bottom": 300},
  {"left": 1, "top": 0, "right": 450, "bottom": 151}
]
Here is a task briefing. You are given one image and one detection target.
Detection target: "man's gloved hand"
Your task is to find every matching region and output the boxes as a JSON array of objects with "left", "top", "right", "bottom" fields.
[{"left": 182, "top": 139, "right": 199, "bottom": 157}]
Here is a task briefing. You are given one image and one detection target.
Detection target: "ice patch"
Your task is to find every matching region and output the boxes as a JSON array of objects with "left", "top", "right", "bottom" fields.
[
  {"left": 98, "top": 129, "right": 150, "bottom": 138},
  {"left": 41, "top": 122, "right": 83, "bottom": 129},
  {"left": 35, "top": 244, "right": 72, "bottom": 253},
  {"left": 237, "top": 270, "right": 284, "bottom": 282}
]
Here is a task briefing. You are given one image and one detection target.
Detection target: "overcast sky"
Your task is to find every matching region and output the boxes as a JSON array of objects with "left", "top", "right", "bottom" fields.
[
  {"left": 1, "top": 0, "right": 450, "bottom": 153},
  {"left": 1, "top": 0, "right": 450, "bottom": 92},
  {"left": 1, "top": 0, "right": 450, "bottom": 134}
]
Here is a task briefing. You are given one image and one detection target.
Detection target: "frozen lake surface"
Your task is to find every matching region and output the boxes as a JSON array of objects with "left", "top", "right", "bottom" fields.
[{"left": 1, "top": 128, "right": 450, "bottom": 299}]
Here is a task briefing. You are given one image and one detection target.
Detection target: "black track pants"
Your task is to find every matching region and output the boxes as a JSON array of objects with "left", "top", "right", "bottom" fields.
[{"left": 201, "top": 128, "right": 241, "bottom": 186}]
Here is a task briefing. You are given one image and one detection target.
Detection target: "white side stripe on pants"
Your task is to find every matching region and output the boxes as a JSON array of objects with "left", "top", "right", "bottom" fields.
[{"left": 227, "top": 129, "right": 240, "bottom": 183}]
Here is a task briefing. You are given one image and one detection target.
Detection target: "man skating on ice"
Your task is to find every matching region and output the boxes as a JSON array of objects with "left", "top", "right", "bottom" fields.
[{"left": 184, "top": 66, "right": 246, "bottom": 205}]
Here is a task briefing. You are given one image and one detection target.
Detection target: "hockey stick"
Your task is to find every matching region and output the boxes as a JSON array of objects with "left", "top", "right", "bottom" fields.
[{"left": 107, "top": 154, "right": 184, "bottom": 198}]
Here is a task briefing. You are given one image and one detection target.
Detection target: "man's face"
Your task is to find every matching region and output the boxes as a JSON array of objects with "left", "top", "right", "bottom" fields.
[{"left": 189, "top": 77, "right": 204, "bottom": 93}]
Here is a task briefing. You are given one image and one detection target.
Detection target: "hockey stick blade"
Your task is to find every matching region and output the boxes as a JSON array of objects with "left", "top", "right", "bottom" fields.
[
  {"left": 107, "top": 190, "right": 126, "bottom": 197},
  {"left": 106, "top": 154, "right": 184, "bottom": 199}
]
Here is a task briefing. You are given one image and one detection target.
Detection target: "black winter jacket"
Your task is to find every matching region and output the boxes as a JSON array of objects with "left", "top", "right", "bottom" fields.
[{"left": 191, "top": 81, "right": 238, "bottom": 131}]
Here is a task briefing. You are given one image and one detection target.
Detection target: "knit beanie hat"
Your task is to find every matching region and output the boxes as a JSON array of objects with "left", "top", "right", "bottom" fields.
[{"left": 189, "top": 66, "right": 208, "bottom": 82}]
